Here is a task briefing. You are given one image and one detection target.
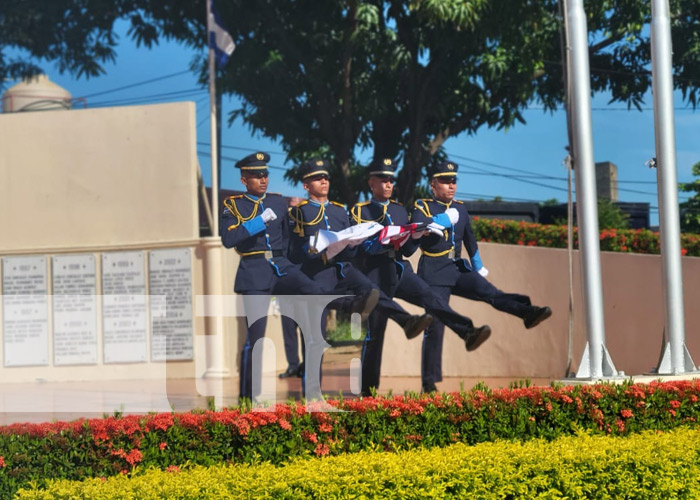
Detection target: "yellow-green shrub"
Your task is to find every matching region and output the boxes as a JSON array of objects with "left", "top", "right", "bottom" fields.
[{"left": 17, "top": 427, "right": 700, "bottom": 499}]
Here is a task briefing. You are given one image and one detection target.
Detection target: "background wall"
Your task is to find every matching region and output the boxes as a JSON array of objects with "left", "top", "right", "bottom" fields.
[
  {"left": 380, "top": 243, "right": 700, "bottom": 380},
  {"left": 0, "top": 103, "right": 199, "bottom": 251}
]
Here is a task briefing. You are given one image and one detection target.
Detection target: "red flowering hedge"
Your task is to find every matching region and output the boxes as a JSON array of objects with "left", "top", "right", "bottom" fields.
[
  {"left": 2, "top": 380, "right": 700, "bottom": 497},
  {"left": 472, "top": 217, "right": 700, "bottom": 256}
]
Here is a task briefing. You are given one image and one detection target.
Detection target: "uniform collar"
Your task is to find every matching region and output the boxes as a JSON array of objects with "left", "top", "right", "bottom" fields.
[
  {"left": 308, "top": 198, "right": 329, "bottom": 206},
  {"left": 244, "top": 193, "right": 266, "bottom": 202},
  {"left": 435, "top": 198, "right": 452, "bottom": 208},
  {"left": 370, "top": 198, "right": 390, "bottom": 206}
]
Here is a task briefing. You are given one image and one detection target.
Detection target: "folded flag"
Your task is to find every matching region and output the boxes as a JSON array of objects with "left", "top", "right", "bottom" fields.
[
  {"left": 378, "top": 222, "right": 430, "bottom": 249},
  {"left": 208, "top": 0, "right": 235, "bottom": 66},
  {"left": 311, "top": 222, "right": 384, "bottom": 259}
]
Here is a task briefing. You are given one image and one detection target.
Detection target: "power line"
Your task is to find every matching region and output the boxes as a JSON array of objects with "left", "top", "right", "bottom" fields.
[
  {"left": 197, "top": 150, "right": 288, "bottom": 172},
  {"left": 197, "top": 141, "right": 286, "bottom": 156},
  {"left": 77, "top": 69, "right": 193, "bottom": 99},
  {"left": 88, "top": 88, "right": 205, "bottom": 107}
]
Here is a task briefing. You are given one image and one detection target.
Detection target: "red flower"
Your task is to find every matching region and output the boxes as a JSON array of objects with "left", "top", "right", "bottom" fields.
[
  {"left": 301, "top": 430, "right": 318, "bottom": 444},
  {"left": 0, "top": 456, "right": 5, "bottom": 468},
  {"left": 278, "top": 419, "right": 292, "bottom": 431},
  {"left": 682, "top": 248, "right": 688, "bottom": 256},
  {"left": 615, "top": 419, "right": 626, "bottom": 432},
  {"left": 314, "top": 443, "right": 330, "bottom": 456},
  {"left": 319, "top": 422, "right": 333, "bottom": 433},
  {"left": 620, "top": 409, "right": 633, "bottom": 419},
  {"left": 159, "top": 442, "right": 167, "bottom": 451},
  {"left": 125, "top": 449, "right": 143, "bottom": 466},
  {"left": 167, "top": 465, "right": 180, "bottom": 473},
  {"left": 669, "top": 400, "right": 681, "bottom": 409}
]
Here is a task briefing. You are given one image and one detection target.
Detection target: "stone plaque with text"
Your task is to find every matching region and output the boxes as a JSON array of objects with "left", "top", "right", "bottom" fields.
[
  {"left": 52, "top": 254, "right": 98, "bottom": 365},
  {"left": 149, "top": 248, "right": 193, "bottom": 361},
  {"left": 2, "top": 256, "right": 49, "bottom": 367},
  {"left": 102, "top": 251, "right": 147, "bottom": 363}
]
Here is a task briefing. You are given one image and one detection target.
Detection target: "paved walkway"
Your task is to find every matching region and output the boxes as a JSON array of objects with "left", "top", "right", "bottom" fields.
[{"left": 0, "top": 346, "right": 553, "bottom": 425}]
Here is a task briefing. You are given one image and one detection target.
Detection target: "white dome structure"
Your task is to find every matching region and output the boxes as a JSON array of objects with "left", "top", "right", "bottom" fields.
[{"left": 2, "top": 74, "right": 72, "bottom": 113}]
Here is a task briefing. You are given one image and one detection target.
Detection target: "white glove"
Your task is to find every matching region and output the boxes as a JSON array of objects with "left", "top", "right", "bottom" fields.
[
  {"left": 427, "top": 222, "right": 445, "bottom": 235},
  {"left": 446, "top": 207, "right": 459, "bottom": 225},
  {"left": 478, "top": 267, "right": 489, "bottom": 277},
  {"left": 261, "top": 208, "right": 277, "bottom": 223}
]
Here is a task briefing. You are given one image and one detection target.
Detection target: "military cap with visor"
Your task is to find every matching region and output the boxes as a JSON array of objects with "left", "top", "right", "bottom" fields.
[
  {"left": 429, "top": 160, "right": 459, "bottom": 179},
  {"left": 368, "top": 158, "right": 397, "bottom": 178},
  {"left": 299, "top": 158, "right": 330, "bottom": 180},
  {"left": 235, "top": 152, "right": 270, "bottom": 176}
]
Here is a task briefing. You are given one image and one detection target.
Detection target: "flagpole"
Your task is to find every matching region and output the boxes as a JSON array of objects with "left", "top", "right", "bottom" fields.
[
  {"left": 203, "top": 0, "right": 229, "bottom": 383},
  {"left": 207, "top": 0, "right": 219, "bottom": 238}
]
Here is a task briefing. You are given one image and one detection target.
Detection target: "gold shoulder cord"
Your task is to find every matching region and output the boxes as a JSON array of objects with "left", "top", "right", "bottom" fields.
[
  {"left": 291, "top": 203, "right": 325, "bottom": 235},
  {"left": 414, "top": 199, "right": 433, "bottom": 218},
  {"left": 352, "top": 202, "right": 385, "bottom": 223},
  {"left": 224, "top": 198, "right": 242, "bottom": 230},
  {"left": 224, "top": 196, "right": 264, "bottom": 231},
  {"left": 416, "top": 199, "right": 452, "bottom": 254}
]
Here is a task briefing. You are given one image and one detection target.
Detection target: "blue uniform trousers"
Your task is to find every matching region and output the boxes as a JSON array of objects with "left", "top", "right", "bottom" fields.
[
  {"left": 421, "top": 270, "right": 531, "bottom": 387},
  {"left": 281, "top": 316, "right": 302, "bottom": 371},
  {"left": 362, "top": 265, "right": 476, "bottom": 394},
  {"left": 239, "top": 266, "right": 328, "bottom": 400}
]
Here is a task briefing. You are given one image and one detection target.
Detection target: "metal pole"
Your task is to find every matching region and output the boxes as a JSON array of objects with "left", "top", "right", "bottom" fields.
[
  {"left": 650, "top": 0, "right": 695, "bottom": 374},
  {"left": 207, "top": 0, "right": 220, "bottom": 238},
  {"left": 566, "top": 0, "right": 617, "bottom": 379}
]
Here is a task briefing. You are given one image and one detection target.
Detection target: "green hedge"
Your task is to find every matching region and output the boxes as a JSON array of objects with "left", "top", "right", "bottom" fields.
[
  {"left": 16, "top": 427, "right": 700, "bottom": 499},
  {"left": 2, "top": 380, "right": 700, "bottom": 498},
  {"left": 472, "top": 217, "right": 700, "bottom": 256}
]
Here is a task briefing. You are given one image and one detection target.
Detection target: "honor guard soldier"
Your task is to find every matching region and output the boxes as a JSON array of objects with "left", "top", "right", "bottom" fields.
[
  {"left": 411, "top": 160, "right": 552, "bottom": 393},
  {"left": 288, "top": 159, "right": 433, "bottom": 341},
  {"left": 351, "top": 158, "right": 491, "bottom": 396},
  {"left": 221, "top": 152, "right": 331, "bottom": 401}
]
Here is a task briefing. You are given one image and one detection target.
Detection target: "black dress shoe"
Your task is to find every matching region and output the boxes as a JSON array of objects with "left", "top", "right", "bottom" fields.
[
  {"left": 422, "top": 383, "right": 438, "bottom": 393},
  {"left": 465, "top": 325, "right": 492, "bottom": 352},
  {"left": 523, "top": 306, "right": 552, "bottom": 329},
  {"left": 279, "top": 366, "right": 300, "bottom": 379},
  {"left": 403, "top": 314, "right": 433, "bottom": 340}
]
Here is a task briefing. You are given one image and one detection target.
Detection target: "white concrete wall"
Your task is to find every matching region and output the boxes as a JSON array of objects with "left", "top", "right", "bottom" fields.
[{"left": 0, "top": 103, "right": 199, "bottom": 251}]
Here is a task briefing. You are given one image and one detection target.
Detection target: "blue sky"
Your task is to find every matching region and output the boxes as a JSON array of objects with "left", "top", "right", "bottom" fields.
[{"left": 6, "top": 20, "right": 700, "bottom": 226}]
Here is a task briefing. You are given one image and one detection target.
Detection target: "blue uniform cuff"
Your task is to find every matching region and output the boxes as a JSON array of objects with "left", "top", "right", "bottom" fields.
[
  {"left": 242, "top": 215, "right": 266, "bottom": 236},
  {"left": 471, "top": 250, "right": 483, "bottom": 271},
  {"left": 432, "top": 213, "right": 451, "bottom": 227}
]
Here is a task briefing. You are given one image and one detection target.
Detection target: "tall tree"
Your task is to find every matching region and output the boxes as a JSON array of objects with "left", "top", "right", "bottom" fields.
[
  {"left": 680, "top": 161, "right": 700, "bottom": 233},
  {"left": 0, "top": 0, "right": 203, "bottom": 85},
  {"left": 5, "top": 1, "right": 700, "bottom": 205},
  {"left": 213, "top": 0, "right": 700, "bottom": 205}
]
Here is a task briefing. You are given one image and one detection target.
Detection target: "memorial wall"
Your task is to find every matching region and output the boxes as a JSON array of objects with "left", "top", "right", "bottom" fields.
[
  {"left": 2, "top": 250, "right": 193, "bottom": 369},
  {"left": 0, "top": 102, "right": 218, "bottom": 383}
]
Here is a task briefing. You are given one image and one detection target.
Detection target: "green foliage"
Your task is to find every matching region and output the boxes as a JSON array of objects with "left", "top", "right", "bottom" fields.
[
  {"left": 3, "top": 380, "right": 700, "bottom": 497},
  {"left": 597, "top": 197, "right": 630, "bottom": 229},
  {"left": 325, "top": 314, "right": 364, "bottom": 344},
  {"left": 0, "top": 0, "right": 201, "bottom": 87},
  {"left": 6, "top": 2, "right": 700, "bottom": 206},
  {"left": 680, "top": 162, "right": 700, "bottom": 234},
  {"left": 16, "top": 427, "right": 700, "bottom": 499},
  {"left": 471, "top": 217, "right": 700, "bottom": 256}
]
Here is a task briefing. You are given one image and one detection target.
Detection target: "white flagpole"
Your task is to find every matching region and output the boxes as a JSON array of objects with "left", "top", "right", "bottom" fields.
[{"left": 207, "top": 0, "right": 220, "bottom": 238}]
